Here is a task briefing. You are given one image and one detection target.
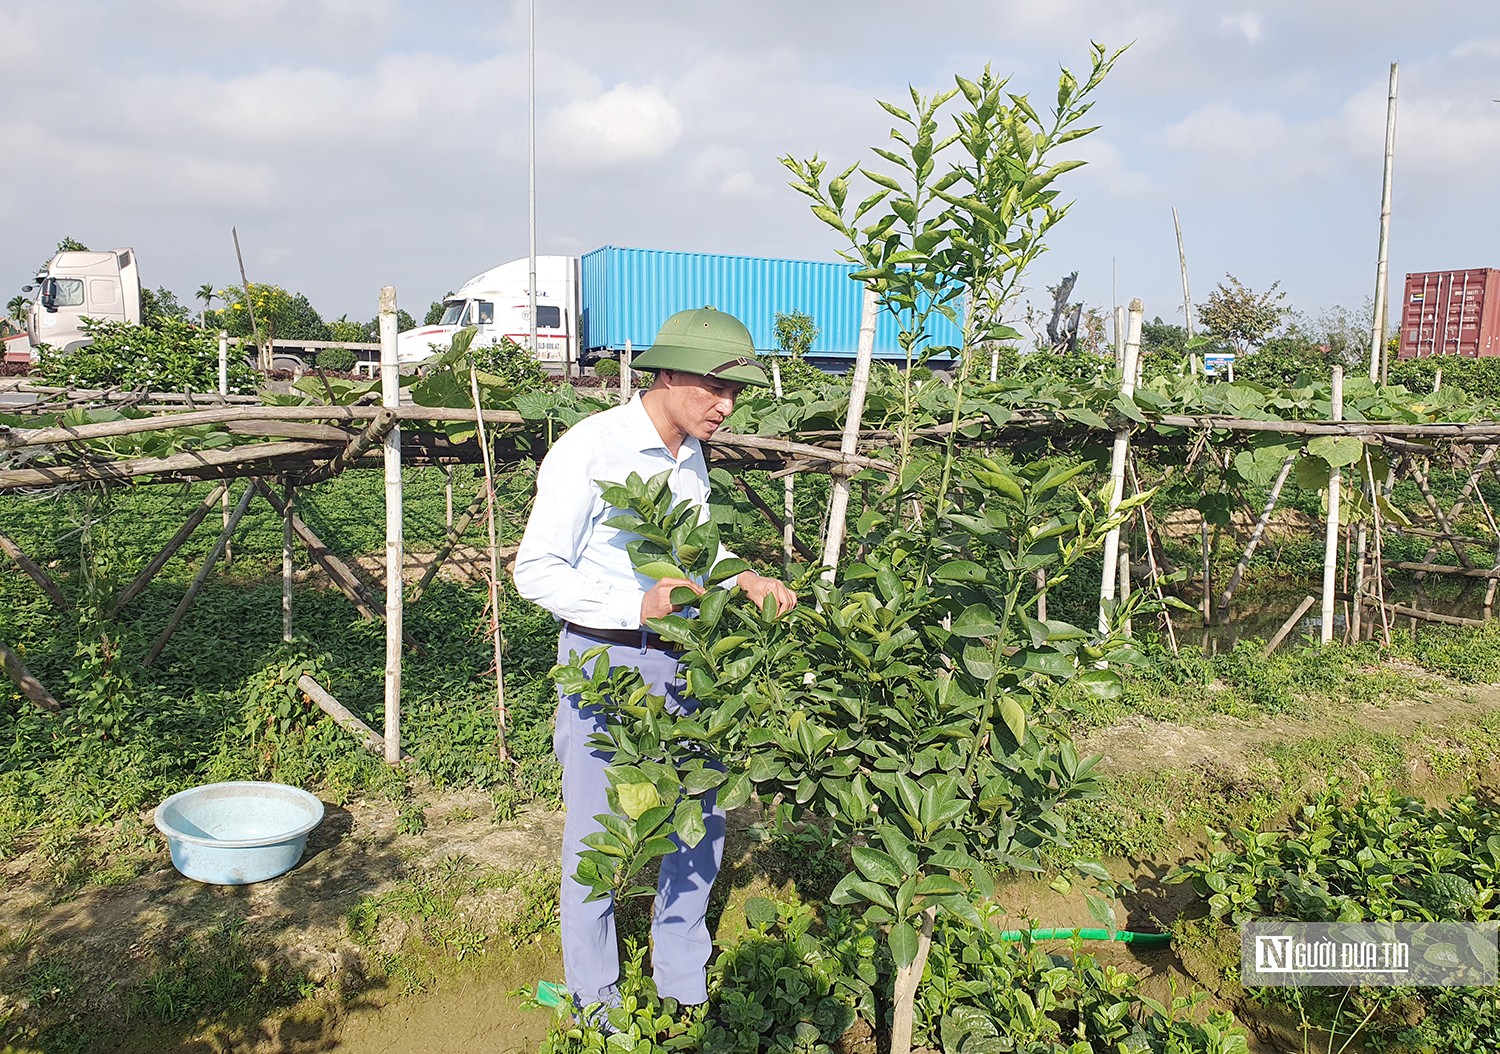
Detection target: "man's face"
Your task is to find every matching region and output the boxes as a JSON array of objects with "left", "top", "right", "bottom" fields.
[{"left": 663, "top": 370, "right": 745, "bottom": 441}]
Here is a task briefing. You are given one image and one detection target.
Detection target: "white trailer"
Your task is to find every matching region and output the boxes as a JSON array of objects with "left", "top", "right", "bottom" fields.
[{"left": 394, "top": 255, "right": 578, "bottom": 368}]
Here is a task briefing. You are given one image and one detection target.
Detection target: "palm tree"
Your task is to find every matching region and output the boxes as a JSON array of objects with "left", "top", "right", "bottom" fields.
[
  {"left": 7, "top": 295, "right": 29, "bottom": 324},
  {"left": 196, "top": 283, "right": 218, "bottom": 327}
]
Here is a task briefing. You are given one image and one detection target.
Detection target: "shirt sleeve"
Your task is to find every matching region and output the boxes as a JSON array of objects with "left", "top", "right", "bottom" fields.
[{"left": 512, "top": 439, "right": 644, "bottom": 629}]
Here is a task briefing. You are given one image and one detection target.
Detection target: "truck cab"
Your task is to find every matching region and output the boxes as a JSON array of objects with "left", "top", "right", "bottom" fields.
[
  {"left": 395, "top": 255, "right": 578, "bottom": 368},
  {"left": 26, "top": 248, "right": 142, "bottom": 353}
]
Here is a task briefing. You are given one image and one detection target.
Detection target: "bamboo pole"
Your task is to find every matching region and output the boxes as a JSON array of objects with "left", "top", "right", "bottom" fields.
[
  {"left": 145, "top": 484, "right": 256, "bottom": 667},
  {"left": 297, "top": 674, "right": 409, "bottom": 761},
  {"left": 251, "top": 480, "right": 415, "bottom": 643},
  {"left": 411, "top": 488, "right": 488, "bottom": 603},
  {"left": 380, "top": 286, "right": 403, "bottom": 765},
  {"left": 110, "top": 483, "right": 229, "bottom": 615},
  {"left": 820, "top": 288, "right": 878, "bottom": 582},
  {"left": 1410, "top": 461, "right": 1476, "bottom": 569},
  {"left": 1217, "top": 455, "right": 1295, "bottom": 618},
  {"left": 444, "top": 465, "right": 454, "bottom": 529},
  {"left": 469, "top": 365, "right": 509, "bottom": 762},
  {"left": 769, "top": 357, "right": 797, "bottom": 573},
  {"left": 733, "top": 475, "right": 815, "bottom": 562},
  {"left": 1263, "top": 595, "right": 1317, "bottom": 658},
  {"left": 1099, "top": 299, "right": 1143, "bottom": 634},
  {"left": 282, "top": 477, "right": 294, "bottom": 643},
  {"left": 0, "top": 440, "right": 336, "bottom": 491},
  {"left": 1369, "top": 62, "right": 1398, "bottom": 384},
  {"left": 0, "top": 530, "right": 68, "bottom": 610},
  {"left": 621, "top": 340, "right": 633, "bottom": 405},
  {"left": 232, "top": 226, "right": 268, "bottom": 372},
  {"left": 220, "top": 331, "right": 233, "bottom": 567},
  {"left": 1385, "top": 603, "right": 1485, "bottom": 629},
  {"left": 295, "top": 408, "right": 399, "bottom": 485},
  {"left": 1321, "top": 366, "right": 1344, "bottom": 645},
  {"left": 0, "top": 639, "right": 61, "bottom": 712}
]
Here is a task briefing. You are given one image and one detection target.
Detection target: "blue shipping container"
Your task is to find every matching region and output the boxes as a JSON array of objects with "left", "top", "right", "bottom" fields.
[{"left": 578, "top": 246, "right": 963, "bottom": 363}]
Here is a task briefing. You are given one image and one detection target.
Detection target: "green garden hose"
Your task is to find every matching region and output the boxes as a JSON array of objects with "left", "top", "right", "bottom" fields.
[{"left": 1000, "top": 927, "right": 1172, "bottom": 945}]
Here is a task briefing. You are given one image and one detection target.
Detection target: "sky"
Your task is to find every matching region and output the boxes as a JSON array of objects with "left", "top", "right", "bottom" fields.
[{"left": 4, "top": 0, "right": 1498, "bottom": 342}]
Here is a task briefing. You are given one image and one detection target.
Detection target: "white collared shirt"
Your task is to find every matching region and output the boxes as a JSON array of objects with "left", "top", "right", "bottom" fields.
[{"left": 513, "top": 393, "right": 731, "bottom": 629}]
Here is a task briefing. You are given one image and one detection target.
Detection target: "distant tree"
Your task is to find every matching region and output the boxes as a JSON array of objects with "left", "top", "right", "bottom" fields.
[
  {"left": 1197, "top": 274, "right": 1289, "bottom": 355},
  {"left": 356, "top": 310, "right": 418, "bottom": 342},
  {"left": 141, "top": 286, "right": 191, "bottom": 325},
  {"left": 210, "top": 283, "right": 330, "bottom": 344},
  {"left": 7, "top": 295, "right": 29, "bottom": 324},
  {"left": 773, "top": 310, "right": 819, "bottom": 357},
  {"left": 1141, "top": 316, "right": 1188, "bottom": 358},
  {"left": 424, "top": 298, "right": 451, "bottom": 326},
  {"left": 195, "top": 283, "right": 218, "bottom": 327}
]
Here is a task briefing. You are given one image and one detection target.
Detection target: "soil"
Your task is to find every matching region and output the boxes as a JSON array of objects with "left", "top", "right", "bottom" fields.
[{"left": 4, "top": 680, "right": 1498, "bottom": 1053}]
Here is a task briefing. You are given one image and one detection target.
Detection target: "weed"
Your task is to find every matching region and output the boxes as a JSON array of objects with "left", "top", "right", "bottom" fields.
[{"left": 131, "top": 920, "right": 307, "bottom": 1027}]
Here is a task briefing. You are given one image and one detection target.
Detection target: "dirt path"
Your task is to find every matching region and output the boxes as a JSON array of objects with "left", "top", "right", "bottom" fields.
[{"left": 5, "top": 681, "right": 1499, "bottom": 1052}]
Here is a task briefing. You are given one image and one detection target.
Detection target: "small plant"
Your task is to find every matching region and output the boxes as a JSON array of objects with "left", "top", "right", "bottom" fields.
[
  {"left": 472, "top": 335, "right": 548, "bottom": 390},
  {"left": 592, "top": 357, "right": 620, "bottom": 378}
]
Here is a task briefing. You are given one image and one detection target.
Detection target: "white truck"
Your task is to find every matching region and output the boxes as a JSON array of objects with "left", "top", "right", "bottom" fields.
[
  {"left": 394, "top": 254, "right": 577, "bottom": 368},
  {"left": 23, "top": 247, "right": 142, "bottom": 355}
]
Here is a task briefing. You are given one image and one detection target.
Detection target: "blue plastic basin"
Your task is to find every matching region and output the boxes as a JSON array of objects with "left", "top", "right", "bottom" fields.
[{"left": 154, "top": 781, "right": 324, "bottom": 885}]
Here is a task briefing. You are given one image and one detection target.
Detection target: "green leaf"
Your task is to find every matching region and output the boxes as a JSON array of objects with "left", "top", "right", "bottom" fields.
[
  {"left": 851, "top": 846, "right": 905, "bottom": 886},
  {"left": 634, "top": 559, "right": 690, "bottom": 581},
  {"left": 673, "top": 798, "right": 707, "bottom": 849},
  {"left": 997, "top": 696, "right": 1027, "bottom": 745},
  {"left": 1075, "top": 668, "right": 1123, "bottom": 701},
  {"left": 1308, "top": 435, "right": 1365, "bottom": 468},
  {"left": 950, "top": 604, "right": 999, "bottom": 638},
  {"left": 888, "top": 920, "right": 919, "bottom": 968},
  {"left": 615, "top": 782, "right": 660, "bottom": 821}
]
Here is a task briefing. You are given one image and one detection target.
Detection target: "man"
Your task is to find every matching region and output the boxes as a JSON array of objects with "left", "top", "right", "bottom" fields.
[{"left": 514, "top": 306, "right": 797, "bottom": 1013}]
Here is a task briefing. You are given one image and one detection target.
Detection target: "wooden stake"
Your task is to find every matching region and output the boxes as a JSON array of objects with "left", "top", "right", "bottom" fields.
[
  {"left": 145, "top": 484, "right": 256, "bottom": 667},
  {"left": 1099, "top": 299, "right": 1143, "bottom": 634},
  {"left": 295, "top": 408, "right": 399, "bottom": 485},
  {"left": 469, "top": 365, "right": 510, "bottom": 763},
  {"left": 0, "top": 638, "right": 61, "bottom": 711},
  {"left": 769, "top": 358, "right": 797, "bottom": 574},
  {"left": 820, "top": 288, "right": 878, "bottom": 583},
  {"left": 1264, "top": 594, "right": 1317, "bottom": 658},
  {"left": 621, "top": 340, "right": 633, "bottom": 405},
  {"left": 111, "top": 483, "right": 229, "bottom": 615},
  {"left": 281, "top": 477, "right": 294, "bottom": 644},
  {"left": 232, "top": 226, "right": 268, "bottom": 372},
  {"left": 1321, "top": 367, "right": 1344, "bottom": 645},
  {"left": 411, "top": 488, "right": 489, "bottom": 603},
  {"left": 1217, "top": 455, "right": 1294, "bottom": 618},
  {"left": 297, "top": 674, "right": 409, "bottom": 761},
  {"left": 1368, "top": 62, "right": 1398, "bottom": 384},
  {"left": 380, "top": 286, "right": 403, "bottom": 766},
  {"left": 0, "top": 530, "right": 67, "bottom": 610}
]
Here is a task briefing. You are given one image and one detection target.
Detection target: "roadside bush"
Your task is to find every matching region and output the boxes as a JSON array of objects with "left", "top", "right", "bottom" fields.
[
  {"left": 315, "top": 346, "right": 357, "bottom": 373},
  {"left": 36, "top": 317, "right": 259, "bottom": 394},
  {"left": 592, "top": 357, "right": 620, "bottom": 378},
  {"left": 472, "top": 336, "right": 547, "bottom": 391}
]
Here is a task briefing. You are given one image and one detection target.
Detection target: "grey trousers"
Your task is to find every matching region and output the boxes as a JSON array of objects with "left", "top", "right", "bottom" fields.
[{"left": 554, "top": 624, "right": 726, "bottom": 1009}]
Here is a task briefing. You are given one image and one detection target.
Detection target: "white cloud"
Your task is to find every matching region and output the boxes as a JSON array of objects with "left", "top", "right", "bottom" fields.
[
  {"left": 543, "top": 84, "right": 684, "bottom": 166},
  {"left": 1220, "top": 13, "right": 1264, "bottom": 44}
]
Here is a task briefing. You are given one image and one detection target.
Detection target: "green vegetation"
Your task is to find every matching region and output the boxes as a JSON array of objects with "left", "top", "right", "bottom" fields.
[
  {"left": 1169, "top": 780, "right": 1500, "bottom": 1052},
  {"left": 35, "top": 315, "right": 260, "bottom": 394}
]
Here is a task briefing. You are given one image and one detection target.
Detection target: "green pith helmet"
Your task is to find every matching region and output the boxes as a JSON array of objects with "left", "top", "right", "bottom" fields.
[{"left": 631, "top": 306, "right": 771, "bottom": 388}]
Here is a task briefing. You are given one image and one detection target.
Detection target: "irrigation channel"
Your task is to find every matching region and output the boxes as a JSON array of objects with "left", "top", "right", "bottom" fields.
[{"left": 5, "top": 297, "right": 1500, "bottom": 1052}]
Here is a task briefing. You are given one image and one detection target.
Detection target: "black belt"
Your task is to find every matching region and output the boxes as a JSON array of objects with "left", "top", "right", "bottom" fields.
[{"left": 564, "top": 622, "right": 681, "bottom": 651}]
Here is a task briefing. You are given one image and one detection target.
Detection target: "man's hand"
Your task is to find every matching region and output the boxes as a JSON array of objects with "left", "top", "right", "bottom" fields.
[
  {"left": 737, "top": 571, "right": 798, "bottom": 616},
  {"left": 641, "top": 576, "right": 705, "bottom": 621}
]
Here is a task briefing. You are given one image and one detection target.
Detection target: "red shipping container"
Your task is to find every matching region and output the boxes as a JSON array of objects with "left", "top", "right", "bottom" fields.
[{"left": 1397, "top": 268, "right": 1500, "bottom": 359}]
